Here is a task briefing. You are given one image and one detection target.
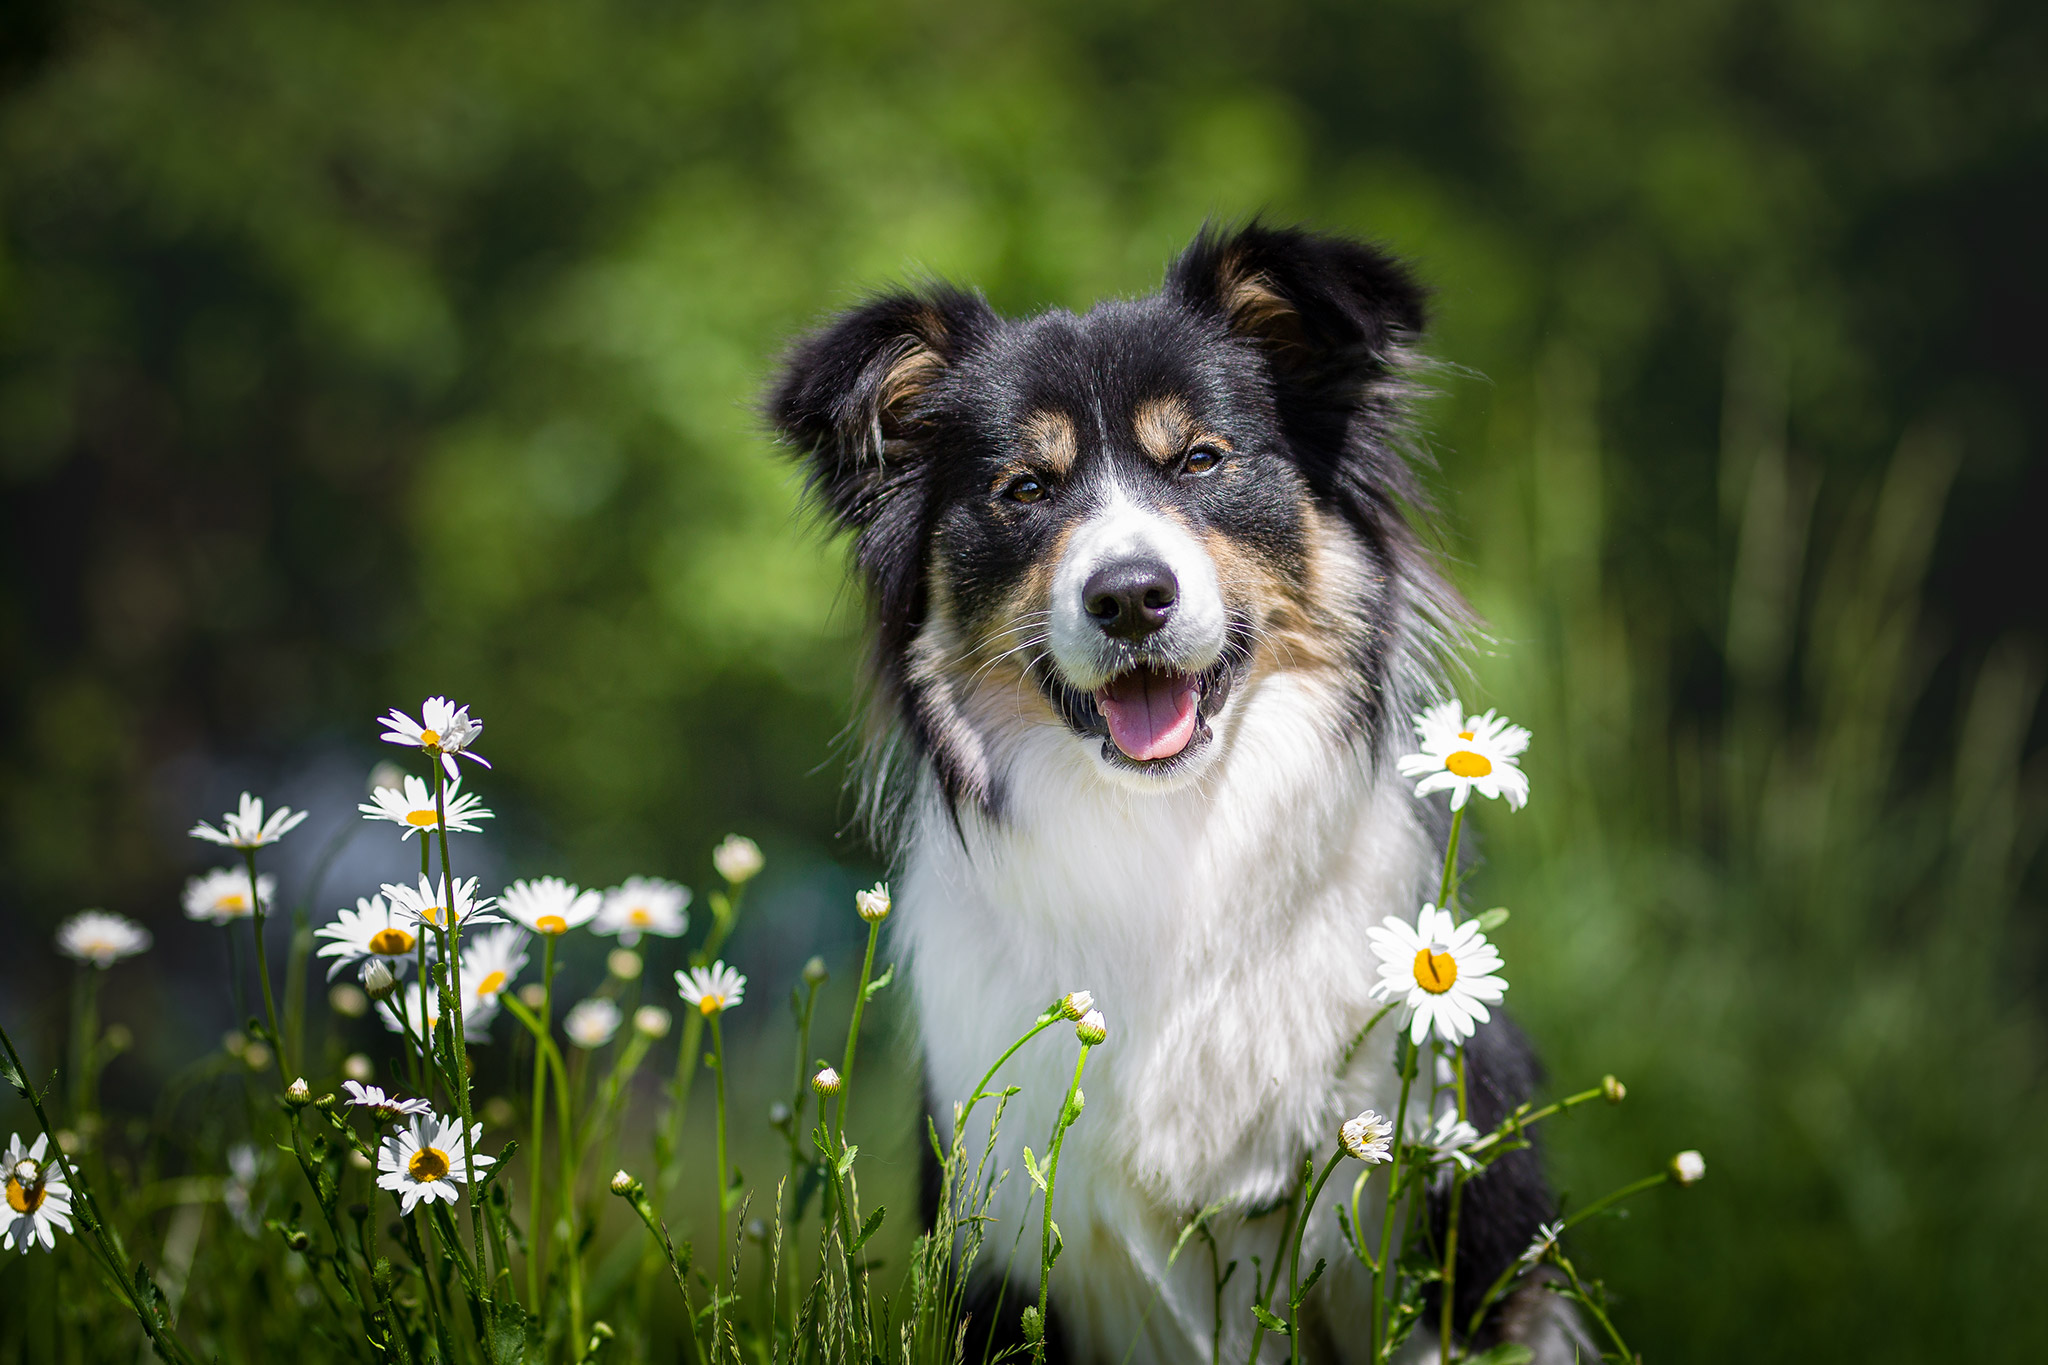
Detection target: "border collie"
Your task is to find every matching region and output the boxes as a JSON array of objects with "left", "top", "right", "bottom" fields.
[{"left": 770, "top": 223, "right": 1577, "bottom": 1363}]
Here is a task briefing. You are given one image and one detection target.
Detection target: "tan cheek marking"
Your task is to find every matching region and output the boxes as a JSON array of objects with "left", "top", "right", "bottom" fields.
[{"left": 1200, "top": 504, "right": 1373, "bottom": 680}]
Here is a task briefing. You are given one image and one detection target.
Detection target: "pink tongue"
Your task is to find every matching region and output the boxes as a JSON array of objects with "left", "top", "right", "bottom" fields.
[{"left": 1097, "top": 670, "right": 1201, "bottom": 762}]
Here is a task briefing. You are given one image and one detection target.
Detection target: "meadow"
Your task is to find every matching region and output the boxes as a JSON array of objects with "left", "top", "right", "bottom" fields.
[{"left": 2, "top": 1, "right": 2043, "bottom": 1360}]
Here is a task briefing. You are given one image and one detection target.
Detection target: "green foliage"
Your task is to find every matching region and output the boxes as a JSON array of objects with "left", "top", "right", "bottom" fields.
[{"left": 1, "top": 1, "right": 2044, "bottom": 1361}]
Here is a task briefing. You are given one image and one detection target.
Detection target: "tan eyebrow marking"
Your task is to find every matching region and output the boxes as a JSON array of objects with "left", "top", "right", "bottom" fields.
[
  {"left": 1135, "top": 395, "right": 1233, "bottom": 467},
  {"left": 1019, "top": 409, "right": 1078, "bottom": 477}
]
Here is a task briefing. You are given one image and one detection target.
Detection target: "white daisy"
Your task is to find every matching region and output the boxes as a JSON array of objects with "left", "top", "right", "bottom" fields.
[
  {"left": 1519, "top": 1219, "right": 1565, "bottom": 1266},
  {"left": 1395, "top": 700, "right": 1532, "bottom": 811},
  {"left": 375, "top": 1111, "right": 492, "bottom": 1214},
  {"left": 54, "top": 911, "right": 151, "bottom": 967},
  {"left": 459, "top": 926, "right": 529, "bottom": 1009},
  {"left": 382, "top": 876, "right": 502, "bottom": 934},
  {"left": 676, "top": 961, "right": 746, "bottom": 1017},
  {"left": 189, "top": 791, "right": 310, "bottom": 848},
  {"left": 2, "top": 1133, "right": 73, "bottom": 1254},
  {"left": 183, "top": 867, "right": 275, "bottom": 925},
  {"left": 1367, "top": 903, "right": 1508, "bottom": 1047},
  {"left": 1671, "top": 1150, "right": 1707, "bottom": 1185},
  {"left": 379, "top": 697, "right": 489, "bottom": 780},
  {"left": 341, "top": 1080, "right": 434, "bottom": 1119},
  {"left": 377, "top": 984, "right": 497, "bottom": 1044},
  {"left": 1409, "top": 1105, "right": 1483, "bottom": 1175},
  {"left": 498, "top": 877, "right": 601, "bottom": 937},
  {"left": 563, "top": 997, "right": 622, "bottom": 1049},
  {"left": 712, "top": 835, "right": 764, "bottom": 885},
  {"left": 594, "top": 877, "right": 690, "bottom": 947},
  {"left": 315, "top": 895, "right": 432, "bottom": 982},
  {"left": 358, "top": 774, "right": 493, "bottom": 840},
  {"left": 1340, "top": 1109, "right": 1394, "bottom": 1164}
]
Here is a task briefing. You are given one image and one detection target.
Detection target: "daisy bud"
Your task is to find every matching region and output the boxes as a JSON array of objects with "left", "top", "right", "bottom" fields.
[
  {"left": 609, "top": 1169, "right": 640, "bottom": 1198},
  {"left": 1068, "top": 1088, "right": 1086, "bottom": 1120},
  {"left": 1602, "top": 1074, "right": 1627, "bottom": 1105},
  {"left": 1058, "top": 991, "right": 1094, "bottom": 1021},
  {"left": 855, "top": 883, "right": 891, "bottom": 924},
  {"left": 1340, "top": 1110, "right": 1394, "bottom": 1164},
  {"left": 713, "top": 835, "right": 764, "bottom": 886},
  {"left": 286, "top": 1078, "right": 312, "bottom": 1107},
  {"left": 769, "top": 1102, "right": 793, "bottom": 1129},
  {"left": 359, "top": 961, "right": 398, "bottom": 1003},
  {"left": 1020, "top": 1306, "right": 1044, "bottom": 1343},
  {"left": 343, "top": 1053, "right": 375, "bottom": 1083},
  {"left": 1075, "top": 1010, "right": 1108, "bottom": 1046},
  {"left": 286, "top": 1228, "right": 312, "bottom": 1252},
  {"left": 812, "top": 1066, "right": 842, "bottom": 1097},
  {"left": 1669, "top": 1150, "right": 1706, "bottom": 1185},
  {"left": 633, "top": 1005, "right": 673, "bottom": 1039},
  {"left": 607, "top": 949, "right": 644, "bottom": 981},
  {"left": 802, "top": 956, "right": 829, "bottom": 985},
  {"left": 314, "top": 1092, "right": 340, "bottom": 1113}
]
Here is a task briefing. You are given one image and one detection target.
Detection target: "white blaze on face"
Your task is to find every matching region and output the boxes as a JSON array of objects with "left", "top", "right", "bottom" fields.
[{"left": 1047, "top": 483, "right": 1226, "bottom": 691}]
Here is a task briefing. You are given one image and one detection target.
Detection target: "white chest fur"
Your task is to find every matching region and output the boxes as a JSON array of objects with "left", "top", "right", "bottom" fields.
[{"left": 895, "top": 672, "right": 1436, "bottom": 1363}]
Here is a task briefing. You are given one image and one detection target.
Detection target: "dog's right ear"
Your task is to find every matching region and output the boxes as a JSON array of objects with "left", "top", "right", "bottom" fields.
[{"left": 767, "top": 286, "right": 995, "bottom": 533}]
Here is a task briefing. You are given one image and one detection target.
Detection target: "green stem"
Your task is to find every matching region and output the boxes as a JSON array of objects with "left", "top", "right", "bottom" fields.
[
  {"left": 1287, "top": 1149, "right": 1346, "bottom": 1365},
  {"left": 784, "top": 974, "right": 822, "bottom": 1336},
  {"left": 1372, "top": 1041, "right": 1419, "bottom": 1362},
  {"left": 833, "top": 918, "right": 882, "bottom": 1142},
  {"left": 1246, "top": 1180, "right": 1303, "bottom": 1365},
  {"left": 709, "top": 1010, "right": 731, "bottom": 1298},
  {"left": 1439, "top": 1049, "right": 1470, "bottom": 1365},
  {"left": 958, "top": 1009, "right": 1063, "bottom": 1139},
  {"left": 662, "top": 883, "right": 745, "bottom": 1196},
  {"left": 244, "top": 848, "right": 290, "bottom": 1082},
  {"left": 1437, "top": 805, "right": 1465, "bottom": 916},
  {"left": 528, "top": 933, "right": 556, "bottom": 1310},
  {"left": 430, "top": 767, "right": 489, "bottom": 1286},
  {"left": 1033, "top": 1042, "right": 1091, "bottom": 1365}
]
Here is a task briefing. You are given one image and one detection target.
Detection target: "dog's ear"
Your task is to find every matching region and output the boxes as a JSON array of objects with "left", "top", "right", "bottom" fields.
[
  {"left": 1166, "top": 221, "right": 1426, "bottom": 395},
  {"left": 767, "top": 286, "right": 996, "bottom": 532}
]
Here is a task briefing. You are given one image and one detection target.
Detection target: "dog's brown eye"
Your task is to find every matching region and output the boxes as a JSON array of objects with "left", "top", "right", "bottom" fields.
[
  {"left": 1005, "top": 475, "right": 1046, "bottom": 504},
  {"left": 1183, "top": 446, "right": 1223, "bottom": 476}
]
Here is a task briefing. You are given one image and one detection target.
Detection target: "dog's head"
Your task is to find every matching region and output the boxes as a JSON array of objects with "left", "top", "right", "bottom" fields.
[{"left": 769, "top": 223, "right": 1460, "bottom": 816}]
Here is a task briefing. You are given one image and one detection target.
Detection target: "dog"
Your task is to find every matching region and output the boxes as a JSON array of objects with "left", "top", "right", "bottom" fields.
[{"left": 769, "top": 223, "right": 1578, "bottom": 1362}]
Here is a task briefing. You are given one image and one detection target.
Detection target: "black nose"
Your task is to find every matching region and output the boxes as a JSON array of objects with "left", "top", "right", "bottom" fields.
[{"left": 1083, "top": 558, "right": 1179, "bottom": 640}]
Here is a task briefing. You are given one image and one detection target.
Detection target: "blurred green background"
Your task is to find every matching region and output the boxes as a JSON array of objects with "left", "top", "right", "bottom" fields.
[{"left": 2, "top": 0, "right": 2045, "bottom": 1357}]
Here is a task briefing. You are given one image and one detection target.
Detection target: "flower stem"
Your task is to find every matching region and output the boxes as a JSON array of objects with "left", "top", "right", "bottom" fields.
[
  {"left": 243, "top": 848, "right": 290, "bottom": 1082},
  {"left": 709, "top": 1010, "right": 731, "bottom": 1298},
  {"left": 429, "top": 767, "right": 489, "bottom": 1287},
  {"left": 1372, "top": 1039, "right": 1419, "bottom": 1361},
  {"left": 1033, "top": 1041, "right": 1092, "bottom": 1364},
  {"left": 1437, "top": 805, "right": 1465, "bottom": 916},
  {"left": 527, "top": 933, "right": 555, "bottom": 1310},
  {"left": 661, "top": 881, "right": 745, "bottom": 1196},
  {"left": 833, "top": 917, "right": 882, "bottom": 1142},
  {"left": 1287, "top": 1148, "right": 1346, "bottom": 1365}
]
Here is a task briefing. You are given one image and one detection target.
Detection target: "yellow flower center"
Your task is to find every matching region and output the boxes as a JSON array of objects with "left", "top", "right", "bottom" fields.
[
  {"left": 698, "top": 995, "right": 723, "bottom": 1017},
  {"left": 420, "top": 904, "right": 446, "bottom": 926},
  {"left": 419, "top": 729, "right": 440, "bottom": 747},
  {"left": 6, "top": 1172, "right": 44, "bottom": 1215},
  {"left": 1458, "top": 730, "right": 1475, "bottom": 740},
  {"left": 405, "top": 809, "right": 439, "bottom": 827},
  {"left": 218, "top": 893, "right": 249, "bottom": 914},
  {"left": 369, "top": 928, "right": 415, "bottom": 955},
  {"left": 407, "top": 1146, "right": 450, "bottom": 1182},
  {"left": 476, "top": 971, "right": 507, "bottom": 997},
  {"left": 1445, "top": 750, "right": 1493, "bottom": 778},
  {"left": 1412, "top": 947, "right": 1459, "bottom": 994},
  {"left": 628, "top": 907, "right": 652, "bottom": 926},
  {"left": 535, "top": 915, "right": 567, "bottom": 935}
]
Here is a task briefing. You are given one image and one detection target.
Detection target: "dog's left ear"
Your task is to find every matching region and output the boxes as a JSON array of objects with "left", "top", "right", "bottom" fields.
[{"left": 1166, "top": 222, "right": 1426, "bottom": 396}]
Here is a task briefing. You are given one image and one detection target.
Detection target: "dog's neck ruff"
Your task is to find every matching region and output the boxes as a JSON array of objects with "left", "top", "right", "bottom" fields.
[{"left": 896, "top": 669, "right": 1433, "bottom": 1361}]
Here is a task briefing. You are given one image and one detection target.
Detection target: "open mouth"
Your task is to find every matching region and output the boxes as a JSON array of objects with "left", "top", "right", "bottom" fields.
[
  {"left": 1096, "top": 666, "right": 1204, "bottom": 763},
  {"left": 1040, "top": 650, "right": 1246, "bottom": 772}
]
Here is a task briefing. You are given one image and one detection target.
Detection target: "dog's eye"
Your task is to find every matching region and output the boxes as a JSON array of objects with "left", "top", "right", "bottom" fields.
[
  {"left": 1004, "top": 475, "right": 1046, "bottom": 504},
  {"left": 1182, "top": 446, "right": 1224, "bottom": 476}
]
